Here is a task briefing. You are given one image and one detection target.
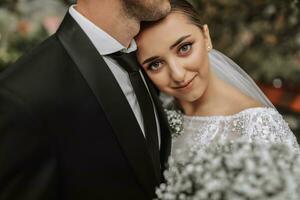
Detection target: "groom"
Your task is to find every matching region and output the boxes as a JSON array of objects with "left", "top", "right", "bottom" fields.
[{"left": 0, "top": 0, "right": 171, "bottom": 199}]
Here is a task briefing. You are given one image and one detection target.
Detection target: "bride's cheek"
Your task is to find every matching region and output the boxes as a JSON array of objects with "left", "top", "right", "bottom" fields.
[{"left": 150, "top": 75, "right": 163, "bottom": 87}]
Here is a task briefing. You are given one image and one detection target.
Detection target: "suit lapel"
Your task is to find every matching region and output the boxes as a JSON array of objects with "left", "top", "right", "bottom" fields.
[
  {"left": 56, "top": 13, "right": 160, "bottom": 196},
  {"left": 142, "top": 71, "right": 172, "bottom": 173}
]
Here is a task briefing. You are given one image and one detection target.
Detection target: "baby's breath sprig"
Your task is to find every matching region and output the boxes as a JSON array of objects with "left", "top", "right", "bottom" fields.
[
  {"left": 164, "top": 109, "right": 184, "bottom": 139},
  {"left": 156, "top": 138, "right": 300, "bottom": 200}
]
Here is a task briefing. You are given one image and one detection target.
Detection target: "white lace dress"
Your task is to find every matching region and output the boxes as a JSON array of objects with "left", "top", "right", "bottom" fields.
[{"left": 171, "top": 107, "right": 300, "bottom": 159}]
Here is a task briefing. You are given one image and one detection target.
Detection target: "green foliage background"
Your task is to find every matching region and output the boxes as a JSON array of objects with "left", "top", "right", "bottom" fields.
[{"left": 190, "top": 0, "right": 300, "bottom": 84}]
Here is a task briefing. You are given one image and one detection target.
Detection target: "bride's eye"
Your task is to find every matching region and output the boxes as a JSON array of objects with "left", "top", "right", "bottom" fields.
[
  {"left": 148, "top": 60, "right": 162, "bottom": 71},
  {"left": 178, "top": 43, "right": 192, "bottom": 55}
]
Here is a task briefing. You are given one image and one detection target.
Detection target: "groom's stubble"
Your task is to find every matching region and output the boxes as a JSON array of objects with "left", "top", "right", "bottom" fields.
[{"left": 122, "top": 0, "right": 171, "bottom": 22}]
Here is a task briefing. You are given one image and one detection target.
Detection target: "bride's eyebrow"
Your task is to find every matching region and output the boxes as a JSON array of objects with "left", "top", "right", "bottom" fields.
[
  {"left": 142, "top": 35, "right": 192, "bottom": 65},
  {"left": 142, "top": 56, "right": 160, "bottom": 65},
  {"left": 169, "top": 35, "right": 191, "bottom": 50}
]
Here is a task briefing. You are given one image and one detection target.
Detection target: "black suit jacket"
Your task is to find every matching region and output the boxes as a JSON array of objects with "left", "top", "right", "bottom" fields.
[{"left": 0, "top": 13, "right": 171, "bottom": 200}]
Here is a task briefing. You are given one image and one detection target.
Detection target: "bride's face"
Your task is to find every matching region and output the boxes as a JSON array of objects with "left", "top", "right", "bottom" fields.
[{"left": 136, "top": 12, "right": 212, "bottom": 103}]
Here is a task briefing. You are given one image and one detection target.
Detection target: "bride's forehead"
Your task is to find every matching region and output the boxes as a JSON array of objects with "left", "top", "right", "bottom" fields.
[
  {"left": 139, "top": 13, "right": 192, "bottom": 36},
  {"left": 136, "top": 13, "right": 201, "bottom": 52},
  {"left": 139, "top": 21, "right": 197, "bottom": 44},
  {"left": 153, "top": 12, "right": 193, "bottom": 31}
]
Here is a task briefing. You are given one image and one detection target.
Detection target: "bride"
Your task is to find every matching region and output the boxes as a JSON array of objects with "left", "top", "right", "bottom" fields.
[{"left": 135, "top": 0, "right": 300, "bottom": 158}]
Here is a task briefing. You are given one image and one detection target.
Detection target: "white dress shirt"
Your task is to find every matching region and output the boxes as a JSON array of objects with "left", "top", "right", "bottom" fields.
[{"left": 69, "top": 5, "right": 161, "bottom": 147}]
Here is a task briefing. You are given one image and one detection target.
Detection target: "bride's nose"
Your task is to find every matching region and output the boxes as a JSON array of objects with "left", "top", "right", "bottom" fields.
[{"left": 168, "top": 60, "right": 186, "bottom": 83}]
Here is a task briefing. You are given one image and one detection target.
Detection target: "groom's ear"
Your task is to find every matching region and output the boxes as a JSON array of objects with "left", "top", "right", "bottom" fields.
[{"left": 203, "top": 24, "right": 213, "bottom": 49}]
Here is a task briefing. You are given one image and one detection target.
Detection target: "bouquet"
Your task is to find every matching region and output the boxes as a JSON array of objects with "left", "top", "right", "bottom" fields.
[{"left": 156, "top": 139, "right": 300, "bottom": 200}]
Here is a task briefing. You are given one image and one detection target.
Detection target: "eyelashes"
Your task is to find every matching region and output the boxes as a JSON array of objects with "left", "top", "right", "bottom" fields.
[
  {"left": 146, "top": 41, "right": 194, "bottom": 72},
  {"left": 178, "top": 42, "right": 193, "bottom": 55},
  {"left": 148, "top": 60, "right": 163, "bottom": 71}
]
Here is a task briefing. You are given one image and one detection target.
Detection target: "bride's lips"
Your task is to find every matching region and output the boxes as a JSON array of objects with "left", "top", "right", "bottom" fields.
[{"left": 173, "top": 75, "right": 197, "bottom": 91}]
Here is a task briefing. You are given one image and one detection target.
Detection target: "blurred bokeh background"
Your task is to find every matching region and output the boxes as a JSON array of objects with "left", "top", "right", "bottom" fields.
[{"left": 0, "top": 0, "right": 299, "bottom": 138}]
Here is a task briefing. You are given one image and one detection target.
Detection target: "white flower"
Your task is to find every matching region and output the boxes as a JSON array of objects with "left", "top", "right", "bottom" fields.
[
  {"left": 156, "top": 138, "right": 300, "bottom": 200},
  {"left": 164, "top": 109, "right": 183, "bottom": 138}
]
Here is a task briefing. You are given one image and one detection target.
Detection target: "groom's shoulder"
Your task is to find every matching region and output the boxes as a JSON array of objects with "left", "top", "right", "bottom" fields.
[
  {"left": 0, "top": 34, "right": 71, "bottom": 82},
  {"left": 0, "top": 34, "right": 76, "bottom": 100},
  {"left": 8, "top": 34, "right": 66, "bottom": 70}
]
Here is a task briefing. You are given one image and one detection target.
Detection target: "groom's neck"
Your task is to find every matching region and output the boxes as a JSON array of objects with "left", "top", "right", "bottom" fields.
[{"left": 76, "top": 0, "right": 140, "bottom": 48}]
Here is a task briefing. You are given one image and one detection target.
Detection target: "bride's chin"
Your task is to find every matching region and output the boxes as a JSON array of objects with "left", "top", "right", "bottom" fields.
[
  {"left": 185, "top": 93, "right": 201, "bottom": 102},
  {"left": 178, "top": 95, "right": 200, "bottom": 104}
]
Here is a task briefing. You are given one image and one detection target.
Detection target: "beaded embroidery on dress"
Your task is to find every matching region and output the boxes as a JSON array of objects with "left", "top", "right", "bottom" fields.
[{"left": 171, "top": 107, "right": 300, "bottom": 160}]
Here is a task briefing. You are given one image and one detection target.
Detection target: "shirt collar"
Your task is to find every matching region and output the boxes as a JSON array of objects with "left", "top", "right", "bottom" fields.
[{"left": 69, "top": 5, "right": 137, "bottom": 55}]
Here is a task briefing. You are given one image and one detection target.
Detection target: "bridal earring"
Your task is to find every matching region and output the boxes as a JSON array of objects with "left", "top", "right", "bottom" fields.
[{"left": 207, "top": 45, "right": 212, "bottom": 51}]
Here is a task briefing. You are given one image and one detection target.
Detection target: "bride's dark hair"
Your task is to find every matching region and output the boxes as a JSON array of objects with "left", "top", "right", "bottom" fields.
[
  {"left": 141, "top": 0, "right": 204, "bottom": 31},
  {"left": 170, "top": 0, "right": 204, "bottom": 29}
]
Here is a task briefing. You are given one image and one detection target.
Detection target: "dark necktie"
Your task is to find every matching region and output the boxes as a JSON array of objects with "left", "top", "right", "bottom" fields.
[{"left": 110, "top": 51, "right": 160, "bottom": 173}]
